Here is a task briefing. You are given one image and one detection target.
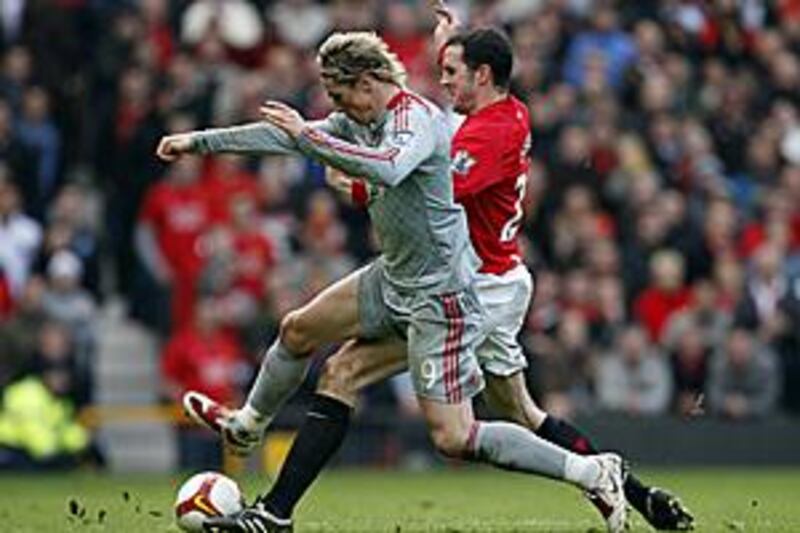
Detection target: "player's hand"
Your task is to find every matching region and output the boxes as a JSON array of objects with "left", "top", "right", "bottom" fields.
[
  {"left": 156, "top": 133, "right": 194, "bottom": 161},
  {"left": 260, "top": 100, "right": 306, "bottom": 139},
  {"left": 430, "top": 0, "right": 460, "bottom": 52},
  {"left": 325, "top": 166, "right": 355, "bottom": 190}
]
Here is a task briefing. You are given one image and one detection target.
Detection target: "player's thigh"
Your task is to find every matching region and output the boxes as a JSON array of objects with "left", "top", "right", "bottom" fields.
[
  {"left": 284, "top": 266, "right": 364, "bottom": 348},
  {"left": 482, "top": 371, "right": 546, "bottom": 430},
  {"left": 474, "top": 265, "right": 533, "bottom": 377},
  {"left": 318, "top": 336, "right": 408, "bottom": 406}
]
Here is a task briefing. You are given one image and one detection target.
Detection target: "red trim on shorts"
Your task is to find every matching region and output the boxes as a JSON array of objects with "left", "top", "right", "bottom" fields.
[
  {"left": 441, "top": 293, "right": 465, "bottom": 403},
  {"left": 441, "top": 295, "right": 456, "bottom": 402}
]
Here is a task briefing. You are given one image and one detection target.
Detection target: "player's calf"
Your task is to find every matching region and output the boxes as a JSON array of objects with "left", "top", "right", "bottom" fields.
[
  {"left": 418, "top": 400, "right": 476, "bottom": 459},
  {"left": 429, "top": 423, "right": 473, "bottom": 459},
  {"left": 317, "top": 351, "right": 361, "bottom": 407}
]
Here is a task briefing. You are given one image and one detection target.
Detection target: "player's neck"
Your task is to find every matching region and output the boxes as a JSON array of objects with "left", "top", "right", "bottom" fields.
[
  {"left": 472, "top": 89, "right": 507, "bottom": 114},
  {"left": 368, "top": 83, "right": 404, "bottom": 125}
]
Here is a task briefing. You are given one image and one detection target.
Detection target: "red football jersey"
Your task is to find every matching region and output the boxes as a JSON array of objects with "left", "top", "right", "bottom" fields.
[
  {"left": 139, "top": 181, "right": 211, "bottom": 277},
  {"left": 233, "top": 229, "right": 275, "bottom": 300},
  {"left": 452, "top": 96, "right": 531, "bottom": 274},
  {"left": 201, "top": 160, "right": 260, "bottom": 224}
]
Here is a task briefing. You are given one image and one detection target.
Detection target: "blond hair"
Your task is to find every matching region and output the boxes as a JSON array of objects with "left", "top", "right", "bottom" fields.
[{"left": 318, "top": 31, "right": 407, "bottom": 86}]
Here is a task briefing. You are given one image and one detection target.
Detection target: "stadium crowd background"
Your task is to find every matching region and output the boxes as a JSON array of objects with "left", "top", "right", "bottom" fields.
[{"left": 1, "top": 0, "right": 800, "bottom": 466}]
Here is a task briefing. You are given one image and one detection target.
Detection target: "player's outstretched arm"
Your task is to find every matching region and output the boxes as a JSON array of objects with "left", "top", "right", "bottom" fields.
[
  {"left": 191, "top": 122, "right": 299, "bottom": 156},
  {"left": 155, "top": 119, "right": 303, "bottom": 162}
]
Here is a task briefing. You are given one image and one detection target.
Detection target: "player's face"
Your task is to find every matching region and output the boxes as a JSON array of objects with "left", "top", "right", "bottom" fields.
[
  {"left": 324, "top": 78, "right": 378, "bottom": 125},
  {"left": 440, "top": 45, "right": 477, "bottom": 114}
]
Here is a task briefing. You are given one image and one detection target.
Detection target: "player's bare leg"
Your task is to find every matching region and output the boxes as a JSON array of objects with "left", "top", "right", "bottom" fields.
[
  {"left": 482, "top": 371, "right": 547, "bottom": 429},
  {"left": 317, "top": 337, "right": 407, "bottom": 406},
  {"left": 185, "top": 268, "right": 363, "bottom": 454}
]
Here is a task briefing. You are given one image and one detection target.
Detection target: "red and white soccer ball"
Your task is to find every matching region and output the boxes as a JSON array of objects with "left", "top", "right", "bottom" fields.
[{"left": 174, "top": 472, "right": 244, "bottom": 532}]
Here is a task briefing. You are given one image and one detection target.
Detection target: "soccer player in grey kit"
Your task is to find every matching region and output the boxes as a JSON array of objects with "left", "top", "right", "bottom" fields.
[{"left": 158, "top": 31, "right": 626, "bottom": 532}]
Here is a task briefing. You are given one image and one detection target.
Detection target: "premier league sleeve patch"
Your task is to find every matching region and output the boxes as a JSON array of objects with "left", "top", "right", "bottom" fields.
[{"left": 451, "top": 149, "right": 476, "bottom": 175}]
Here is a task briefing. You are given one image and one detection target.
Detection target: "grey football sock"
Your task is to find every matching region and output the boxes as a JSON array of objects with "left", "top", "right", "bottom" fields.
[
  {"left": 469, "top": 421, "right": 600, "bottom": 488},
  {"left": 244, "top": 339, "right": 309, "bottom": 425}
]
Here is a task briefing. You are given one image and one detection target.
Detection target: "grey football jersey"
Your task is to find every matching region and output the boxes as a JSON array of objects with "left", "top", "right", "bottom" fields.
[{"left": 193, "top": 90, "right": 480, "bottom": 295}]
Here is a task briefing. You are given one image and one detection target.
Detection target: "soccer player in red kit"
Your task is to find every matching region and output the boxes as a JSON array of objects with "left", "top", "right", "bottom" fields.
[
  {"left": 433, "top": 11, "right": 691, "bottom": 531},
  {"left": 436, "top": 13, "right": 690, "bottom": 530}
]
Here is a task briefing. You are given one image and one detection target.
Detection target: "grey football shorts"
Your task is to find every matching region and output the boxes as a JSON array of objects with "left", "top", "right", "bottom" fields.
[{"left": 357, "top": 261, "right": 485, "bottom": 403}]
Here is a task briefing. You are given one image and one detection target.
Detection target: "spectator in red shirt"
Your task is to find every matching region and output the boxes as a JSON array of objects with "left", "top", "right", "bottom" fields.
[
  {"left": 634, "top": 249, "right": 692, "bottom": 343},
  {"left": 739, "top": 191, "right": 798, "bottom": 259},
  {"left": 136, "top": 155, "right": 211, "bottom": 329},
  {"left": 161, "top": 297, "right": 249, "bottom": 406},
  {"left": 229, "top": 194, "right": 275, "bottom": 302},
  {"left": 381, "top": 1, "right": 428, "bottom": 77},
  {"left": 201, "top": 155, "right": 260, "bottom": 224}
]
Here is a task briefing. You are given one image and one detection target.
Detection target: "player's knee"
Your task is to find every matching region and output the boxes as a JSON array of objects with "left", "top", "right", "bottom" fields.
[
  {"left": 280, "top": 310, "right": 316, "bottom": 354},
  {"left": 429, "top": 424, "right": 469, "bottom": 459},
  {"left": 318, "top": 356, "right": 359, "bottom": 403}
]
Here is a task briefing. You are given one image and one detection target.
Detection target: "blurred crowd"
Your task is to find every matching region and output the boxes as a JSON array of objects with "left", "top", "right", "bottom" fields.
[{"left": 1, "top": 0, "right": 800, "bottom": 464}]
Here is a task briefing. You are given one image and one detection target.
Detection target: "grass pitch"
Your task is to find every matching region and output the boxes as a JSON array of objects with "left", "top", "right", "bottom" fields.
[{"left": 0, "top": 468, "right": 798, "bottom": 532}]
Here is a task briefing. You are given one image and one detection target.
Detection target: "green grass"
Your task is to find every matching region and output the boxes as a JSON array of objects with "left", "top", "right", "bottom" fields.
[{"left": 0, "top": 468, "right": 799, "bottom": 532}]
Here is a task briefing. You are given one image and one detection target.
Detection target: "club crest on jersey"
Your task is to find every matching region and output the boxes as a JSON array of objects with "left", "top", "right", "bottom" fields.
[{"left": 451, "top": 149, "right": 476, "bottom": 175}]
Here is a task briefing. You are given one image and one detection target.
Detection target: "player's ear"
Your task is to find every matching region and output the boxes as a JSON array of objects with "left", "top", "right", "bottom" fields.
[{"left": 475, "top": 64, "right": 492, "bottom": 87}]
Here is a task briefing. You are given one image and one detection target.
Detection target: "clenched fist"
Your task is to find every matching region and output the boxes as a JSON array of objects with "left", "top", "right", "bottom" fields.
[{"left": 156, "top": 133, "right": 195, "bottom": 161}]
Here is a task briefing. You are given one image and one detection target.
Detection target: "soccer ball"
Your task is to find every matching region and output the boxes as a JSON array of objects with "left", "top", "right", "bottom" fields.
[{"left": 174, "top": 472, "right": 244, "bottom": 532}]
